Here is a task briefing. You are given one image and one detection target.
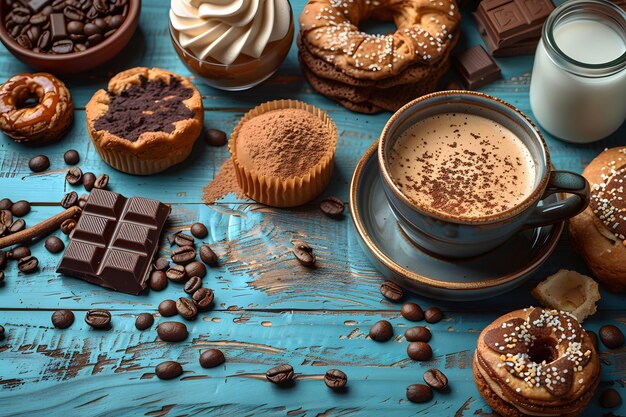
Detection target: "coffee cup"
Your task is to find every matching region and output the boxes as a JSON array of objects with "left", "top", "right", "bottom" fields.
[{"left": 378, "top": 91, "right": 589, "bottom": 258}]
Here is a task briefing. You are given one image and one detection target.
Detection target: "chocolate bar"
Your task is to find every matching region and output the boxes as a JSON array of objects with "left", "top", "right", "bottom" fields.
[
  {"left": 57, "top": 189, "right": 170, "bottom": 295},
  {"left": 455, "top": 45, "right": 502, "bottom": 89}
]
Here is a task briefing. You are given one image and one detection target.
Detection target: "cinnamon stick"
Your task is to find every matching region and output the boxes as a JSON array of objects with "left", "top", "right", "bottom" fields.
[{"left": 0, "top": 206, "right": 81, "bottom": 249}]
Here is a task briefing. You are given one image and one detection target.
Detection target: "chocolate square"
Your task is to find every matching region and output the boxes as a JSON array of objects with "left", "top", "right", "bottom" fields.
[{"left": 455, "top": 45, "right": 502, "bottom": 89}]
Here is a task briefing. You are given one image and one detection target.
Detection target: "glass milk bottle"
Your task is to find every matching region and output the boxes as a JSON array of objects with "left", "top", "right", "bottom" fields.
[{"left": 530, "top": 0, "right": 626, "bottom": 143}]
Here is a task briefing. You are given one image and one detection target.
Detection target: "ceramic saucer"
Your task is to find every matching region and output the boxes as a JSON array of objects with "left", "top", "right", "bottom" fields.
[{"left": 349, "top": 142, "right": 564, "bottom": 301}]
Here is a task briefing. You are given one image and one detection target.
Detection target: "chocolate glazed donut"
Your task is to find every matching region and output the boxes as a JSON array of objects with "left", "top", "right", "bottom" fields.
[{"left": 0, "top": 73, "right": 73, "bottom": 143}]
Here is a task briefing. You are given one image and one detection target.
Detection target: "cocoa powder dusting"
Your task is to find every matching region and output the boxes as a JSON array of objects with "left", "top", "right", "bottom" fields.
[{"left": 203, "top": 159, "right": 245, "bottom": 204}]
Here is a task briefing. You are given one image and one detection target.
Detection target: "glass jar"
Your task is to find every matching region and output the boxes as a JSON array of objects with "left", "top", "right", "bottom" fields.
[{"left": 529, "top": 0, "right": 626, "bottom": 143}]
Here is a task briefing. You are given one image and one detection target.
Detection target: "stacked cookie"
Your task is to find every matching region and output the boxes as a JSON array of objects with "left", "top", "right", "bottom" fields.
[{"left": 298, "top": 0, "right": 461, "bottom": 113}]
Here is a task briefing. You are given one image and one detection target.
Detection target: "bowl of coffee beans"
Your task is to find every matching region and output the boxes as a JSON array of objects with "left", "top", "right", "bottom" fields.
[{"left": 0, "top": 0, "right": 140, "bottom": 73}]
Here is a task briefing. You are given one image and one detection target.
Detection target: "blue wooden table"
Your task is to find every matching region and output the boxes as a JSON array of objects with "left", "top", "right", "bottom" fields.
[{"left": 0, "top": 1, "right": 624, "bottom": 416}]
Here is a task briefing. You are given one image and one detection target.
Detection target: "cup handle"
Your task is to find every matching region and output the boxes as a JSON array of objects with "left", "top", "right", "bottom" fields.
[{"left": 524, "top": 171, "right": 590, "bottom": 228}]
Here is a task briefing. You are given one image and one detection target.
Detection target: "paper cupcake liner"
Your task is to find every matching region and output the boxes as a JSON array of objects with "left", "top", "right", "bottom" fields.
[
  {"left": 94, "top": 144, "right": 192, "bottom": 176},
  {"left": 229, "top": 99, "right": 338, "bottom": 207}
]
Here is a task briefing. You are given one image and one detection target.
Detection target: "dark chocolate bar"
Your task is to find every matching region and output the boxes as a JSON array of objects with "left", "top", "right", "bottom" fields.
[
  {"left": 455, "top": 45, "right": 502, "bottom": 89},
  {"left": 57, "top": 189, "right": 170, "bottom": 295}
]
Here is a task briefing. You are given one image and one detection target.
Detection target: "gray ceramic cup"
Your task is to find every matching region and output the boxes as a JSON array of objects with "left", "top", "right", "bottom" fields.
[{"left": 378, "top": 91, "right": 590, "bottom": 258}]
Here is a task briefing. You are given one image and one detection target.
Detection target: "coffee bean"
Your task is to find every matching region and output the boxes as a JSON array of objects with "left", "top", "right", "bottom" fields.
[
  {"left": 405, "top": 326, "right": 431, "bottom": 342},
  {"left": 184, "top": 276, "right": 202, "bottom": 294},
  {"left": 155, "top": 361, "right": 183, "bottom": 380},
  {"left": 175, "top": 233, "right": 194, "bottom": 247},
  {"left": 0, "top": 210, "right": 12, "bottom": 227},
  {"left": 16, "top": 33, "right": 32, "bottom": 49},
  {"left": 85, "top": 309, "right": 111, "bottom": 329},
  {"left": 51, "top": 0, "right": 65, "bottom": 12},
  {"left": 0, "top": 251, "right": 6, "bottom": 270},
  {"left": 149, "top": 270, "right": 168, "bottom": 291},
  {"left": 0, "top": 224, "right": 6, "bottom": 237},
  {"left": 82, "top": 172, "right": 96, "bottom": 190},
  {"left": 94, "top": 174, "right": 109, "bottom": 189},
  {"left": 407, "top": 342, "right": 432, "bottom": 361},
  {"left": 190, "top": 222, "right": 208, "bottom": 238},
  {"left": 292, "top": 240, "right": 315, "bottom": 267},
  {"left": 199, "top": 349, "right": 225, "bottom": 368},
  {"left": 37, "top": 30, "right": 51, "bottom": 49},
  {"left": 406, "top": 384, "right": 433, "bottom": 403},
  {"left": 166, "top": 265, "right": 187, "bottom": 282},
  {"left": 93, "top": 0, "right": 109, "bottom": 13},
  {"left": 83, "top": 22, "right": 99, "bottom": 35},
  {"left": 78, "top": 194, "right": 88, "bottom": 209},
  {"left": 156, "top": 321, "right": 188, "bottom": 342},
  {"left": 93, "top": 17, "right": 107, "bottom": 30},
  {"left": 67, "top": 21, "right": 84, "bottom": 34},
  {"left": 51, "top": 309, "right": 74, "bottom": 329},
  {"left": 401, "top": 303, "right": 424, "bottom": 322},
  {"left": 63, "top": 149, "right": 80, "bottom": 165},
  {"left": 26, "top": 25, "right": 40, "bottom": 44},
  {"left": 184, "top": 261, "right": 206, "bottom": 279},
  {"left": 599, "top": 388, "right": 622, "bottom": 408},
  {"left": 324, "top": 369, "right": 347, "bottom": 390},
  {"left": 369, "top": 320, "right": 393, "bottom": 342},
  {"left": 424, "top": 307, "right": 443, "bottom": 324},
  {"left": 0, "top": 199, "right": 12, "bottom": 210},
  {"left": 108, "top": 14, "right": 123, "bottom": 28},
  {"left": 153, "top": 257, "right": 170, "bottom": 271},
  {"left": 320, "top": 196, "right": 345, "bottom": 219},
  {"left": 86, "top": 33, "right": 102, "bottom": 45},
  {"left": 199, "top": 244, "right": 218, "bottom": 265},
  {"left": 61, "top": 191, "right": 78, "bottom": 208},
  {"left": 66, "top": 167, "right": 83, "bottom": 185},
  {"left": 423, "top": 369, "right": 447, "bottom": 390},
  {"left": 8, "top": 245, "right": 30, "bottom": 259},
  {"left": 158, "top": 299, "right": 177, "bottom": 317},
  {"left": 29, "top": 155, "right": 49, "bottom": 172},
  {"left": 176, "top": 297, "right": 197, "bottom": 320},
  {"left": 171, "top": 246, "right": 196, "bottom": 264},
  {"left": 9, "top": 219, "right": 25, "bottom": 233},
  {"left": 18, "top": 255, "right": 38, "bottom": 273},
  {"left": 380, "top": 281, "right": 404, "bottom": 302},
  {"left": 205, "top": 128, "right": 227, "bottom": 146},
  {"left": 192, "top": 288, "right": 214, "bottom": 310},
  {"left": 29, "top": 13, "right": 47, "bottom": 25},
  {"left": 60, "top": 218, "right": 77, "bottom": 234},
  {"left": 52, "top": 39, "right": 74, "bottom": 53},
  {"left": 266, "top": 364, "right": 294, "bottom": 385},
  {"left": 12, "top": 7, "right": 30, "bottom": 25},
  {"left": 135, "top": 313, "right": 154, "bottom": 330},
  {"left": 10, "top": 200, "right": 30, "bottom": 217},
  {"left": 599, "top": 325, "right": 624, "bottom": 349},
  {"left": 0, "top": 325, "right": 4, "bottom": 340}
]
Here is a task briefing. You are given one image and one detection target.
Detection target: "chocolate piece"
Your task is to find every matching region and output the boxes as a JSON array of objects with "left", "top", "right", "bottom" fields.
[
  {"left": 56, "top": 189, "right": 170, "bottom": 295},
  {"left": 455, "top": 45, "right": 502, "bottom": 89},
  {"left": 50, "top": 13, "right": 67, "bottom": 41}
]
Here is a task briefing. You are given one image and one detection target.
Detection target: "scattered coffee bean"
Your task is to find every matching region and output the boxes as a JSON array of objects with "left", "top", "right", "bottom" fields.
[
  {"left": 9, "top": 219, "right": 25, "bottom": 233},
  {"left": 149, "top": 270, "right": 168, "bottom": 291},
  {"left": 153, "top": 257, "right": 170, "bottom": 271},
  {"left": 176, "top": 297, "right": 198, "bottom": 320},
  {"left": 599, "top": 325, "right": 624, "bottom": 349},
  {"left": 175, "top": 233, "right": 194, "bottom": 247},
  {"left": 369, "top": 320, "right": 393, "bottom": 342},
  {"left": 184, "top": 261, "right": 206, "bottom": 279},
  {"left": 64, "top": 150, "right": 80, "bottom": 165},
  {"left": 0, "top": 210, "right": 12, "bottom": 227},
  {"left": 380, "top": 280, "right": 404, "bottom": 302},
  {"left": 51, "top": 309, "right": 74, "bottom": 329},
  {"left": 599, "top": 388, "right": 622, "bottom": 408},
  {"left": 135, "top": 313, "right": 154, "bottom": 330},
  {"left": 320, "top": 196, "right": 345, "bottom": 219},
  {"left": 29, "top": 155, "right": 49, "bottom": 172},
  {"left": 166, "top": 265, "right": 187, "bottom": 282},
  {"left": 292, "top": 240, "right": 315, "bottom": 267},
  {"left": 155, "top": 361, "right": 183, "bottom": 380},
  {"left": 266, "top": 364, "right": 294, "bottom": 385},
  {"left": 10, "top": 200, "right": 30, "bottom": 217},
  {"left": 200, "top": 348, "right": 225, "bottom": 368},
  {"left": 60, "top": 218, "right": 77, "bottom": 234},
  {"left": 199, "top": 244, "right": 218, "bottom": 265},
  {"left": 171, "top": 246, "right": 196, "bottom": 264},
  {"left": 0, "top": 325, "right": 4, "bottom": 340},
  {"left": 401, "top": 303, "right": 424, "bottom": 322},
  {"left": 407, "top": 342, "right": 432, "bottom": 361},
  {"left": 94, "top": 173, "right": 109, "bottom": 189},
  {"left": 18, "top": 255, "right": 38, "bottom": 273},
  {"left": 423, "top": 369, "right": 447, "bottom": 390},
  {"left": 82, "top": 172, "right": 96, "bottom": 191},
  {"left": 406, "top": 384, "right": 433, "bottom": 403},
  {"left": 156, "top": 321, "right": 189, "bottom": 342},
  {"left": 0, "top": 223, "right": 6, "bottom": 236},
  {"left": 184, "top": 276, "right": 202, "bottom": 294},
  {"left": 0, "top": 251, "right": 6, "bottom": 270},
  {"left": 66, "top": 167, "right": 83, "bottom": 185},
  {"left": 0, "top": 199, "right": 12, "bottom": 210},
  {"left": 8, "top": 245, "right": 30, "bottom": 259},
  {"left": 85, "top": 309, "right": 111, "bottom": 329},
  {"left": 61, "top": 191, "right": 78, "bottom": 208},
  {"left": 77, "top": 195, "right": 87, "bottom": 209},
  {"left": 324, "top": 369, "right": 347, "bottom": 390},
  {"left": 405, "top": 326, "right": 431, "bottom": 342},
  {"left": 44, "top": 236, "right": 65, "bottom": 253},
  {"left": 190, "top": 222, "right": 208, "bottom": 238},
  {"left": 424, "top": 307, "right": 443, "bottom": 324},
  {"left": 205, "top": 128, "right": 227, "bottom": 146},
  {"left": 192, "top": 288, "right": 214, "bottom": 310},
  {"left": 158, "top": 299, "right": 177, "bottom": 317}
]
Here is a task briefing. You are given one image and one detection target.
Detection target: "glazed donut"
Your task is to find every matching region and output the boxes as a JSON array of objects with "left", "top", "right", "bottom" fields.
[
  {"left": 473, "top": 307, "right": 600, "bottom": 417},
  {"left": 0, "top": 73, "right": 73, "bottom": 143},
  {"left": 299, "top": 0, "right": 460, "bottom": 80}
]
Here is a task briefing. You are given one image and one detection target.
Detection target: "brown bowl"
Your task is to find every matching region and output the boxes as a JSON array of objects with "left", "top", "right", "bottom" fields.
[{"left": 0, "top": 0, "right": 141, "bottom": 74}]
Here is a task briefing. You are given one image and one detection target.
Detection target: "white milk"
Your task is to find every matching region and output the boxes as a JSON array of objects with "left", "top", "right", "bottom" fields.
[{"left": 530, "top": 2, "right": 626, "bottom": 143}]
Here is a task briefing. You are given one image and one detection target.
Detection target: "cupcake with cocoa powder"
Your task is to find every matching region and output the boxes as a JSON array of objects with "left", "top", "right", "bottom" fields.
[
  {"left": 229, "top": 100, "right": 337, "bottom": 207},
  {"left": 86, "top": 67, "right": 203, "bottom": 175}
]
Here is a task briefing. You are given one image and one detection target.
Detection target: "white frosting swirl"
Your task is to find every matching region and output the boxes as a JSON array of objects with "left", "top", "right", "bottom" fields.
[{"left": 170, "top": 0, "right": 291, "bottom": 65}]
